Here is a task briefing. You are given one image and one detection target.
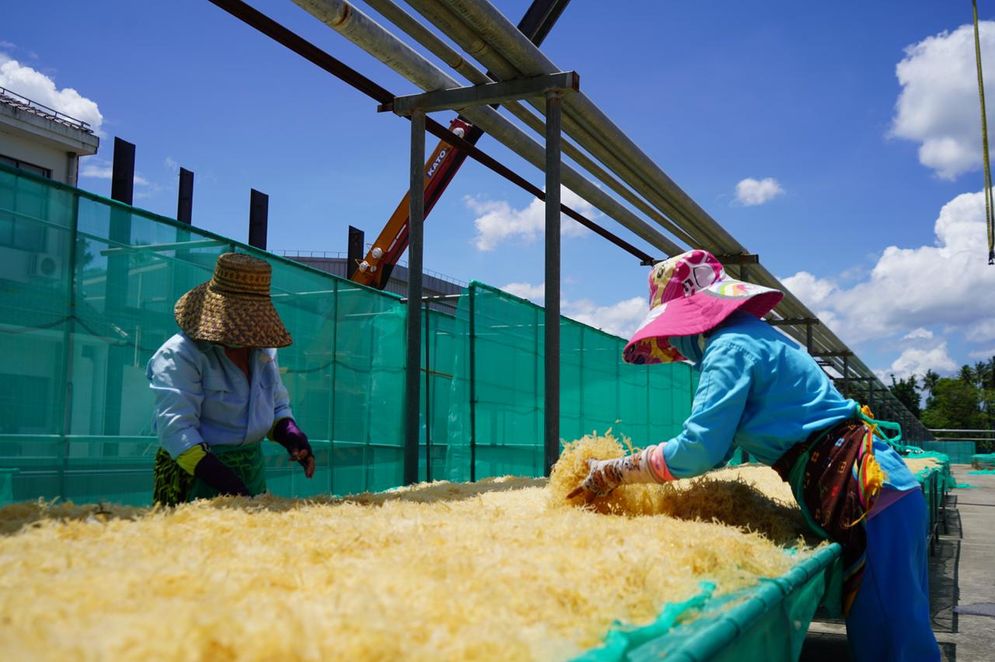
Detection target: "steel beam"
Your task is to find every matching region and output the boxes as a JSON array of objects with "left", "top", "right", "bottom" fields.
[
  {"left": 381, "top": 71, "right": 578, "bottom": 114},
  {"left": 769, "top": 317, "right": 820, "bottom": 327},
  {"left": 714, "top": 252, "right": 759, "bottom": 265}
]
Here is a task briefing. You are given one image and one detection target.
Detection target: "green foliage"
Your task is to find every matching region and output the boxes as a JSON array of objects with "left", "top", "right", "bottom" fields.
[
  {"left": 888, "top": 374, "right": 921, "bottom": 418},
  {"left": 921, "top": 378, "right": 986, "bottom": 430},
  {"left": 912, "top": 358, "right": 995, "bottom": 452}
]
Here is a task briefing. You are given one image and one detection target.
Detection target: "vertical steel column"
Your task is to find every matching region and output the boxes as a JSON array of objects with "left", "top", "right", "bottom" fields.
[
  {"left": 842, "top": 354, "right": 850, "bottom": 396},
  {"left": 248, "top": 189, "right": 269, "bottom": 250},
  {"left": 177, "top": 168, "right": 194, "bottom": 225},
  {"left": 544, "top": 90, "right": 562, "bottom": 476},
  {"left": 805, "top": 321, "right": 813, "bottom": 354},
  {"left": 404, "top": 110, "right": 426, "bottom": 485}
]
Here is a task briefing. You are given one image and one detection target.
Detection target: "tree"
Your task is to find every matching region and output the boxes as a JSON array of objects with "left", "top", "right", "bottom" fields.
[
  {"left": 921, "top": 378, "right": 986, "bottom": 431},
  {"left": 889, "top": 374, "right": 921, "bottom": 418},
  {"left": 922, "top": 369, "right": 940, "bottom": 399}
]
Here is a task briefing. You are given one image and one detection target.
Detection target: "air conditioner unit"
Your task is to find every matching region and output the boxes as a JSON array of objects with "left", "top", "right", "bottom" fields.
[{"left": 30, "top": 253, "right": 63, "bottom": 280}]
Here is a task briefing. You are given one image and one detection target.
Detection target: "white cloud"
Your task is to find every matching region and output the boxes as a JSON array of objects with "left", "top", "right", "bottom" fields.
[
  {"left": 885, "top": 343, "right": 958, "bottom": 380},
  {"left": 0, "top": 53, "right": 103, "bottom": 134},
  {"left": 164, "top": 157, "right": 179, "bottom": 173},
  {"left": 965, "top": 318, "right": 995, "bottom": 342},
  {"left": 563, "top": 297, "right": 648, "bottom": 338},
  {"left": 903, "top": 327, "right": 934, "bottom": 341},
  {"left": 891, "top": 22, "right": 995, "bottom": 179},
  {"left": 80, "top": 158, "right": 149, "bottom": 187},
  {"left": 467, "top": 186, "right": 594, "bottom": 251},
  {"left": 500, "top": 281, "right": 546, "bottom": 304},
  {"left": 968, "top": 346, "right": 995, "bottom": 359},
  {"left": 782, "top": 190, "right": 995, "bottom": 346},
  {"left": 734, "top": 177, "right": 784, "bottom": 206},
  {"left": 781, "top": 271, "right": 837, "bottom": 308}
]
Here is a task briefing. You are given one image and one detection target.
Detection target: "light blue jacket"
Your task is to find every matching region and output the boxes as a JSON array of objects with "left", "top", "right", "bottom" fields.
[
  {"left": 664, "top": 313, "right": 918, "bottom": 491},
  {"left": 146, "top": 333, "right": 293, "bottom": 458}
]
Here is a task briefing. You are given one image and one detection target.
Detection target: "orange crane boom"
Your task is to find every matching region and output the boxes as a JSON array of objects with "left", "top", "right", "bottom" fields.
[{"left": 350, "top": 0, "right": 571, "bottom": 289}]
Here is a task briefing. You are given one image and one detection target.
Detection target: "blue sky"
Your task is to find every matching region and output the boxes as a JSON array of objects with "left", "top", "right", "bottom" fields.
[{"left": 4, "top": 0, "right": 995, "bottom": 382}]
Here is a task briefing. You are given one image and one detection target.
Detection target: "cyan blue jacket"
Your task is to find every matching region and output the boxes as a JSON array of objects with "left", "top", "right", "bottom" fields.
[{"left": 664, "top": 312, "right": 917, "bottom": 491}]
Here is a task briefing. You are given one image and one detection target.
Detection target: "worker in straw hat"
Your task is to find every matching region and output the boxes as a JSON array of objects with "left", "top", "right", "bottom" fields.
[
  {"left": 147, "top": 252, "right": 315, "bottom": 505},
  {"left": 570, "top": 250, "right": 939, "bottom": 661}
]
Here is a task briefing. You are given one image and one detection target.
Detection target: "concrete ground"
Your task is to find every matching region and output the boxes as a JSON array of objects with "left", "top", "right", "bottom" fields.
[{"left": 799, "top": 466, "right": 995, "bottom": 661}]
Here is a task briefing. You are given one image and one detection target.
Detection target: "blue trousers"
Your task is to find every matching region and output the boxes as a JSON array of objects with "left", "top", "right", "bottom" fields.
[{"left": 845, "top": 489, "right": 941, "bottom": 661}]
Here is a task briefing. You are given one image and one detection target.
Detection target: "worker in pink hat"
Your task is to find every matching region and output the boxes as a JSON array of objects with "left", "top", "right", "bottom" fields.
[{"left": 571, "top": 249, "right": 939, "bottom": 662}]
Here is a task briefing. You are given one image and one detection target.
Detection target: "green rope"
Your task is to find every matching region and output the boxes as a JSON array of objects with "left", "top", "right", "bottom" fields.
[
  {"left": 973, "top": 0, "right": 995, "bottom": 264},
  {"left": 855, "top": 408, "right": 919, "bottom": 453}
]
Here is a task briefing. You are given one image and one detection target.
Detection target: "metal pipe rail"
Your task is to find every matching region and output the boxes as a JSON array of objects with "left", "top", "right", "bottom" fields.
[
  {"left": 294, "top": 0, "right": 683, "bottom": 256},
  {"left": 363, "top": 0, "right": 700, "bottom": 249}
]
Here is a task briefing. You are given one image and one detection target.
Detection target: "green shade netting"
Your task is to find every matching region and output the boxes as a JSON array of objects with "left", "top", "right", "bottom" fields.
[{"left": 0, "top": 164, "right": 694, "bottom": 505}]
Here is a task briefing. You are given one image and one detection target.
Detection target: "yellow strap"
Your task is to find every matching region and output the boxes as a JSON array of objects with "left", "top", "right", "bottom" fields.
[{"left": 175, "top": 444, "right": 208, "bottom": 475}]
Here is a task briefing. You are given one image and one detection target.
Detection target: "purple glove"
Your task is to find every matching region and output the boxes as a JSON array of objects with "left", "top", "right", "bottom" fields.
[{"left": 272, "top": 418, "right": 315, "bottom": 478}]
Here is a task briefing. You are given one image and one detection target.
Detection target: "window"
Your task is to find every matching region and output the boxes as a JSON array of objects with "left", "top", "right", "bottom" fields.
[
  {"left": 0, "top": 154, "right": 52, "bottom": 179},
  {"left": 0, "top": 156, "right": 50, "bottom": 252}
]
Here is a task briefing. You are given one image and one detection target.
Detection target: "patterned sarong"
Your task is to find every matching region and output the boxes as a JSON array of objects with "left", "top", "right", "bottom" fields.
[
  {"left": 774, "top": 418, "right": 886, "bottom": 615},
  {"left": 152, "top": 448, "right": 195, "bottom": 507}
]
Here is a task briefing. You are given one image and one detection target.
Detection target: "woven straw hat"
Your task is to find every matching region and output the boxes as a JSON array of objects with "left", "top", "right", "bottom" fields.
[{"left": 174, "top": 253, "right": 292, "bottom": 348}]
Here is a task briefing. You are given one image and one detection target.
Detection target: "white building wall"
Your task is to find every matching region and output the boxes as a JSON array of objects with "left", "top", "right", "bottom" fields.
[{"left": 0, "top": 127, "right": 75, "bottom": 184}]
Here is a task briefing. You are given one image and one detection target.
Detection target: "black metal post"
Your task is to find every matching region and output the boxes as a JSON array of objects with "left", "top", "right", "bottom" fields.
[
  {"left": 404, "top": 110, "right": 425, "bottom": 485},
  {"left": 544, "top": 90, "right": 562, "bottom": 476},
  {"left": 111, "top": 137, "right": 135, "bottom": 205},
  {"left": 842, "top": 354, "right": 850, "bottom": 395},
  {"left": 177, "top": 168, "right": 194, "bottom": 225},
  {"left": 104, "top": 137, "right": 136, "bottom": 436},
  {"left": 805, "top": 321, "right": 813, "bottom": 354},
  {"left": 248, "top": 189, "right": 269, "bottom": 250},
  {"left": 347, "top": 225, "right": 364, "bottom": 279}
]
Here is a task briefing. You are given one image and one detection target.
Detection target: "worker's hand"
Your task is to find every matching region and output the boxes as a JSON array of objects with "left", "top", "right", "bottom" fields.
[
  {"left": 566, "top": 458, "right": 626, "bottom": 500},
  {"left": 194, "top": 452, "right": 252, "bottom": 497},
  {"left": 273, "top": 418, "right": 316, "bottom": 479}
]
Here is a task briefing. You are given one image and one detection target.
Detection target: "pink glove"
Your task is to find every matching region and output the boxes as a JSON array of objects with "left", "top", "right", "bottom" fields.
[{"left": 566, "top": 444, "right": 673, "bottom": 499}]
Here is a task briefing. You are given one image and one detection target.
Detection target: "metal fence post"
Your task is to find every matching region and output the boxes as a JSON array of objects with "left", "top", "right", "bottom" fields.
[{"left": 469, "top": 283, "right": 477, "bottom": 482}]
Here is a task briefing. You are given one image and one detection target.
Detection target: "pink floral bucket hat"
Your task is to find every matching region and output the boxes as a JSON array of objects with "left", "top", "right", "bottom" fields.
[{"left": 622, "top": 249, "right": 783, "bottom": 365}]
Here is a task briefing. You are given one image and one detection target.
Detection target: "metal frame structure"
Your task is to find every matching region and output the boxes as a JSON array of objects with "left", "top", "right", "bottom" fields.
[
  {"left": 210, "top": 0, "right": 932, "bottom": 482},
  {"left": 384, "top": 71, "right": 578, "bottom": 481}
]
